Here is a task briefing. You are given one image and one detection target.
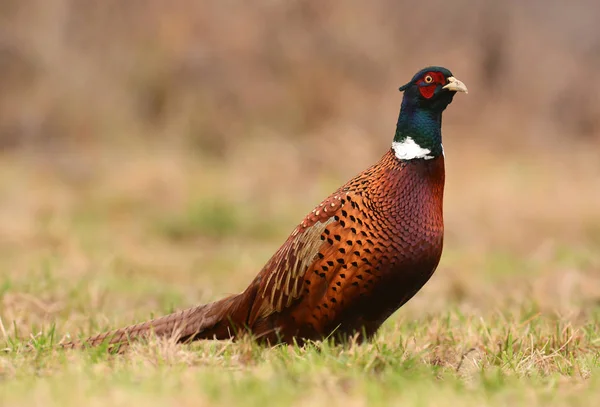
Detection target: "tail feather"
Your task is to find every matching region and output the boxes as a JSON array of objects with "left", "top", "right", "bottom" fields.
[{"left": 62, "top": 294, "right": 248, "bottom": 350}]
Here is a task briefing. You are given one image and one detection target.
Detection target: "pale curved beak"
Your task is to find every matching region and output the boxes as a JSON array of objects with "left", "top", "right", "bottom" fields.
[{"left": 442, "top": 76, "right": 468, "bottom": 94}]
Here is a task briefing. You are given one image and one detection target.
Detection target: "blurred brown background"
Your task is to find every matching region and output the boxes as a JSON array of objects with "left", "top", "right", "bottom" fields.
[
  {"left": 2, "top": 0, "right": 600, "bottom": 151},
  {"left": 0, "top": 0, "right": 599, "bottom": 332}
]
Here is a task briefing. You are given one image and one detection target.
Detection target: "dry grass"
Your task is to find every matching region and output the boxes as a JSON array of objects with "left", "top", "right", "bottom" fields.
[{"left": 0, "top": 140, "right": 599, "bottom": 406}]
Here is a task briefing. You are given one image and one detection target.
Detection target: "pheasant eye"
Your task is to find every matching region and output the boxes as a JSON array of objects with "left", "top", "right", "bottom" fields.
[{"left": 424, "top": 75, "right": 434, "bottom": 84}]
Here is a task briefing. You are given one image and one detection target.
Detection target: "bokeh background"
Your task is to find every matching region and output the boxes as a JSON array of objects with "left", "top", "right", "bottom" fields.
[{"left": 1, "top": 0, "right": 599, "bottom": 337}]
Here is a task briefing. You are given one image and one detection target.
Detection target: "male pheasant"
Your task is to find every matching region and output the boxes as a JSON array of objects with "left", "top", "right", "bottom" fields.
[{"left": 63, "top": 66, "right": 467, "bottom": 349}]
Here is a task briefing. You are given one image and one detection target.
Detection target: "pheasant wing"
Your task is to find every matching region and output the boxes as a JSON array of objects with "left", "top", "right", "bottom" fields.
[{"left": 248, "top": 190, "right": 353, "bottom": 322}]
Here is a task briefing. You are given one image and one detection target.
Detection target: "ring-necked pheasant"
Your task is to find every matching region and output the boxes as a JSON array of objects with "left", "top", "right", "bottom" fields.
[{"left": 63, "top": 66, "right": 467, "bottom": 349}]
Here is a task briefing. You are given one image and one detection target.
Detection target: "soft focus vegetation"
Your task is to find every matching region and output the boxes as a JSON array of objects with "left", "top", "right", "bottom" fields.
[{"left": 0, "top": 1, "right": 599, "bottom": 406}]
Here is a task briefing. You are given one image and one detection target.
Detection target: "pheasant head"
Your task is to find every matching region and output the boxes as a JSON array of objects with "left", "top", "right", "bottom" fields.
[{"left": 394, "top": 67, "right": 468, "bottom": 160}]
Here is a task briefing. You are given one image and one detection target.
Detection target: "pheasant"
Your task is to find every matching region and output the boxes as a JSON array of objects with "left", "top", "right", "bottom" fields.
[{"left": 63, "top": 66, "right": 467, "bottom": 349}]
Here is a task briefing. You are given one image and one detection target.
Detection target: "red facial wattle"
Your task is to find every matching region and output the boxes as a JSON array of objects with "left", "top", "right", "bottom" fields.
[
  {"left": 418, "top": 71, "right": 447, "bottom": 99},
  {"left": 419, "top": 85, "right": 436, "bottom": 99}
]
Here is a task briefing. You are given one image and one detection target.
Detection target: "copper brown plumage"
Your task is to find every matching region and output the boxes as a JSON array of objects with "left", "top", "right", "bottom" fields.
[{"left": 62, "top": 66, "right": 467, "bottom": 350}]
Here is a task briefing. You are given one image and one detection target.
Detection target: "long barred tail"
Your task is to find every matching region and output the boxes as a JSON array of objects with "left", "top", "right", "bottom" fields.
[{"left": 61, "top": 294, "right": 248, "bottom": 350}]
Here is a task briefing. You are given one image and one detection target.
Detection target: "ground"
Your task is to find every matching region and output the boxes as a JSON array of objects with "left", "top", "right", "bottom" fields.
[{"left": 0, "top": 139, "right": 598, "bottom": 407}]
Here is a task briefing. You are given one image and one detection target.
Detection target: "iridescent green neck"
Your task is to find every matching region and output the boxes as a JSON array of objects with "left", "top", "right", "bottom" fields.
[{"left": 393, "top": 101, "right": 444, "bottom": 158}]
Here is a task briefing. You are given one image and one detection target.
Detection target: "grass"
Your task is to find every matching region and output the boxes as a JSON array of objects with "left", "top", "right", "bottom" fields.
[
  {"left": 1, "top": 318, "right": 598, "bottom": 407},
  {"left": 0, "top": 142, "right": 599, "bottom": 406}
]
